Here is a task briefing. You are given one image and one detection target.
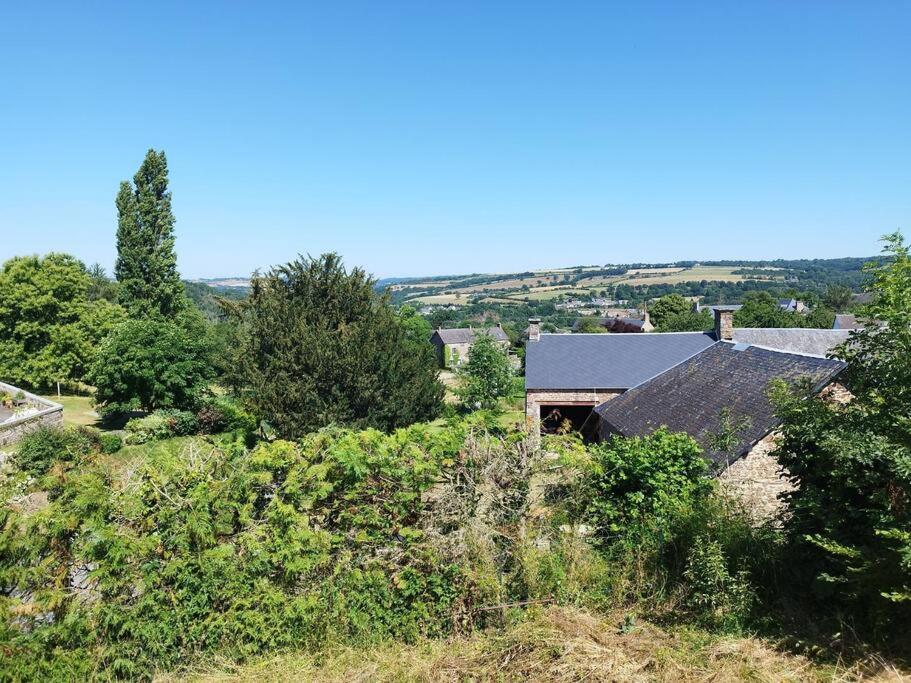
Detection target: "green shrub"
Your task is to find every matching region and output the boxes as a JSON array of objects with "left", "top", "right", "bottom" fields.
[
  {"left": 683, "top": 536, "right": 754, "bottom": 629},
  {"left": 98, "top": 432, "right": 123, "bottom": 454},
  {"left": 124, "top": 412, "right": 172, "bottom": 444},
  {"left": 196, "top": 397, "right": 257, "bottom": 435},
  {"left": 569, "top": 427, "right": 712, "bottom": 544},
  {"left": 161, "top": 409, "right": 199, "bottom": 436},
  {"left": 14, "top": 424, "right": 93, "bottom": 476},
  {"left": 0, "top": 421, "right": 475, "bottom": 677}
]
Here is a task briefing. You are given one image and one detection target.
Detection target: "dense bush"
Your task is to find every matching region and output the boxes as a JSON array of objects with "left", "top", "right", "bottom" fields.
[
  {"left": 569, "top": 427, "right": 712, "bottom": 544},
  {"left": 124, "top": 409, "right": 198, "bottom": 443},
  {"left": 13, "top": 425, "right": 94, "bottom": 476},
  {"left": 98, "top": 432, "right": 123, "bottom": 454},
  {"left": 1, "top": 421, "right": 481, "bottom": 679},
  {"left": 196, "top": 397, "right": 257, "bottom": 435}
]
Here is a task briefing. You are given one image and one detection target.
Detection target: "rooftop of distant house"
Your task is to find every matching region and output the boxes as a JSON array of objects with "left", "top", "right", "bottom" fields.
[{"left": 431, "top": 325, "right": 509, "bottom": 345}]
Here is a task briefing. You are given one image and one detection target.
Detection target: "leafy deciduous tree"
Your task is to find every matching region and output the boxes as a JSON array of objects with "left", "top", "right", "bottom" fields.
[
  {"left": 88, "top": 314, "right": 215, "bottom": 414},
  {"left": 650, "top": 294, "right": 712, "bottom": 332},
  {"left": 772, "top": 231, "right": 911, "bottom": 629},
  {"left": 0, "top": 254, "right": 125, "bottom": 389},
  {"left": 458, "top": 333, "right": 513, "bottom": 411}
]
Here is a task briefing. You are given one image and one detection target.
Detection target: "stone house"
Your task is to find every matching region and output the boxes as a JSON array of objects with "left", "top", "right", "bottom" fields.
[
  {"left": 524, "top": 308, "right": 852, "bottom": 517},
  {"left": 584, "top": 341, "right": 845, "bottom": 519},
  {"left": 430, "top": 324, "right": 510, "bottom": 368}
]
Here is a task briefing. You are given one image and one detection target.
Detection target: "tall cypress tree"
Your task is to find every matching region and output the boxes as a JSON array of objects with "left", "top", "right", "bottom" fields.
[{"left": 115, "top": 149, "right": 185, "bottom": 318}]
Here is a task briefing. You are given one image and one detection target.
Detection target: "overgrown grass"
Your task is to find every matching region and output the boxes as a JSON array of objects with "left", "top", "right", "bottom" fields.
[{"left": 159, "top": 605, "right": 899, "bottom": 682}]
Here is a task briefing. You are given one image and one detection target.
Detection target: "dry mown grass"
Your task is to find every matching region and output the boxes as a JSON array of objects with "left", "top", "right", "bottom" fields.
[{"left": 157, "top": 606, "right": 909, "bottom": 682}]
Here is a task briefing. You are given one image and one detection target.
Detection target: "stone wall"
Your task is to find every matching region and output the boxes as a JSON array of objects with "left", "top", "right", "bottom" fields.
[
  {"left": 525, "top": 389, "right": 623, "bottom": 421},
  {"left": 0, "top": 382, "right": 64, "bottom": 448},
  {"left": 717, "top": 432, "right": 792, "bottom": 522}
]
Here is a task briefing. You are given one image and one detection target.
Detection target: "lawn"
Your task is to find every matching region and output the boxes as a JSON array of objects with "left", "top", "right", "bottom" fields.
[{"left": 40, "top": 394, "right": 102, "bottom": 428}]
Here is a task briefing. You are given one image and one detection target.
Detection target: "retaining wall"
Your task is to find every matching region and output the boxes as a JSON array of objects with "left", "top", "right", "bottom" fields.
[{"left": 0, "top": 382, "right": 64, "bottom": 448}]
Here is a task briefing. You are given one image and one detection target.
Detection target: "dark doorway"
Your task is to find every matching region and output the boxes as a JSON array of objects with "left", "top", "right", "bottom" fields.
[{"left": 539, "top": 404, "right": 595, "bottom": 434}]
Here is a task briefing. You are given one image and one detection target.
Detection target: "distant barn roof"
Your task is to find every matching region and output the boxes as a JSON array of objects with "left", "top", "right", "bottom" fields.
[
  {"left": 730, "top": 328, "right": 850, "bottom": 357},
  {"left": 432, "top": 326, "right": 509, "bottom": 345},
  {"left": 592, "top": 342, "right": 846, "bottom": 468},
  {"left": 525, "top": 332, "right": 716, "bottom": 390},
  {"left": 832, "top": 314, "right": 858, "bottom": 330}
]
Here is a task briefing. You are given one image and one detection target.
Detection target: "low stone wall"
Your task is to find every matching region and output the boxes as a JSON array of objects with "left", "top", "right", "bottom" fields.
[
  {"left": 0, "top": 382, "right": 64, "bottom": 448},
  {"left": 717, "top": 432, "right": 793, "bottom": 522}
]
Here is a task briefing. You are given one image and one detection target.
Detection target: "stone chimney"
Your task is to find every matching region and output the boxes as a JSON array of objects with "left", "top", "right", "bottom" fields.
[
  {"left": 527, "top": 317, "right": 541, "bottom": 342},
  {"left": 713, "top": 307, "right": 735, "bottom": 341}
]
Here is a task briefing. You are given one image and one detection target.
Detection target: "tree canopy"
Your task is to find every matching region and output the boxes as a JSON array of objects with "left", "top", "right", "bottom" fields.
[
  {"left": 228, "top": 253, "right": 444, "bottom": 438},
  {"left": 772, "top": 231, "right": 911, "bottom": 630},
  {"left": 650, "top": 294, "right": 712, "bottom": 332},
  {"left": 0, "top": 254, "right": 125, "bottom": 389},
  {"left": 458, "top": 333, "right": 513, "bottom": 410},
  {"left": 88, "top": 313, "right": 216, "bottom": 414}
]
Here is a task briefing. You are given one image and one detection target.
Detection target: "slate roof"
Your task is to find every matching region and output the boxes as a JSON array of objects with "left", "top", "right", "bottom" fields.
[
  {"left": 432, "top": 326, "right": 509, "bottom": 345},
  {"left": 730, "top": 328, "right": 850, "bottom": 357},
  {"left": 525, "top": 332, "right": 716, "bottom": 390},
  {"left": 832, "top": 314, "right": 858, "bottom": 330},
  {"left": 592, "top": 342, "right": 846, "bottom": 468},
  {"left": 697, "top": 304, "right": 743, "bottom": 314}
]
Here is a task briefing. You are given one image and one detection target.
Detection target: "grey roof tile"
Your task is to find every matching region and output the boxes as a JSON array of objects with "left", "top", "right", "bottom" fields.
[
  {"left": 593, "top": 342, "right": 846, "bottom": 468},
  {"left": 432, "top": 326, "right": 509, "bottom": 345},
  {"left": 525, "top": 332, "right": 716, "bottom": 390},
  {"left": 730, "top": 328, "right": 850, "bottom": 357}
]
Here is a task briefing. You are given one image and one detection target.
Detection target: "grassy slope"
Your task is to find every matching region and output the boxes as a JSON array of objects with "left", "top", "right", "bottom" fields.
[{"left": 158, "top": 606, "right": 903, "bottom": 682}]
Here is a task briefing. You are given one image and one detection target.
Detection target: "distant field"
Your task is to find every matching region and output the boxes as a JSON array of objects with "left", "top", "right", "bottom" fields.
[
  {"left": 478, "top": 296, "right": 523, "bottom": 305},
  {"left": 409, "top": 294, "right": 466, "bottom": 305},
  {"left": 617, "top": 265, "right": 759, "bottom": 287},
  {"left": 450, "top": 274, "right": 567, "bottom": 293},
  {"left": 507, "top": 287, "right": 595, "bottom": 301},
  {"left": 395, "top": 262, "right": 796, "bottom": 308},
  {"left": 626, "top": 267, "right": 685, "bottom": 275}
]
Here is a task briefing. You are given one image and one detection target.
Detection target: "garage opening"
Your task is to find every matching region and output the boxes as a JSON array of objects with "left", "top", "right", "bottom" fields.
[{"left": 539, "top": 403, "right": 595, "bottom": 434}]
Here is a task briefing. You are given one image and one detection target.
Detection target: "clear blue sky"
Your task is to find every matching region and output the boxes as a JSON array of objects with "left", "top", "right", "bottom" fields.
[{"left": 1, "top": 2, "right": 908, "bottom": 279}]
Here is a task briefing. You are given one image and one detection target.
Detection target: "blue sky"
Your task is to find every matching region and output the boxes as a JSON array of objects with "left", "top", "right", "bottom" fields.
[{"left": 1, "top": 2, "right": 908, "bottom": 278}]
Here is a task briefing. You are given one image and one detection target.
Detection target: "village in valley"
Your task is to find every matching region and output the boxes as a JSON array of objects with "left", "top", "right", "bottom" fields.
[{"left": 2, "top": 3, "right": 909, "bottom": 681}]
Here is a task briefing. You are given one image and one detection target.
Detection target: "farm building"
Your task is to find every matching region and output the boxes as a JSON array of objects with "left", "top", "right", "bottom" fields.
[
  {"left": 525, "top": 308, "right": 851, "bottom": 517},
  {"left": 525, "top": 308, "right": 850, "bottom": 431}
]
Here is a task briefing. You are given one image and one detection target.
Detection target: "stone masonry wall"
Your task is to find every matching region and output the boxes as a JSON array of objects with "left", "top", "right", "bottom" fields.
[
  {"left": 525, "top": 389, "right": 623, "bottom": 421},
  {"left": 0, "top": 383, "right": 64, "bottom": 448},
  {"left": 717, "top": 432, "right": 792, "bottom": 522}
]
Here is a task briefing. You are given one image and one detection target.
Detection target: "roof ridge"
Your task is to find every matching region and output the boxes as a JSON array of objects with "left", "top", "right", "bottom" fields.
[{"left": 728, "top": 341, "right": 844, "bottom": 362}]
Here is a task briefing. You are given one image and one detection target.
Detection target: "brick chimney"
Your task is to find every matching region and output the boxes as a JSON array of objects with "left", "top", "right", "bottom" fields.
[
  {"left": 713, "top": 307, "right": 736, "bottom": 341},
  {"left": 527, "top": 317, "right": 541, "bottom": 342}
]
